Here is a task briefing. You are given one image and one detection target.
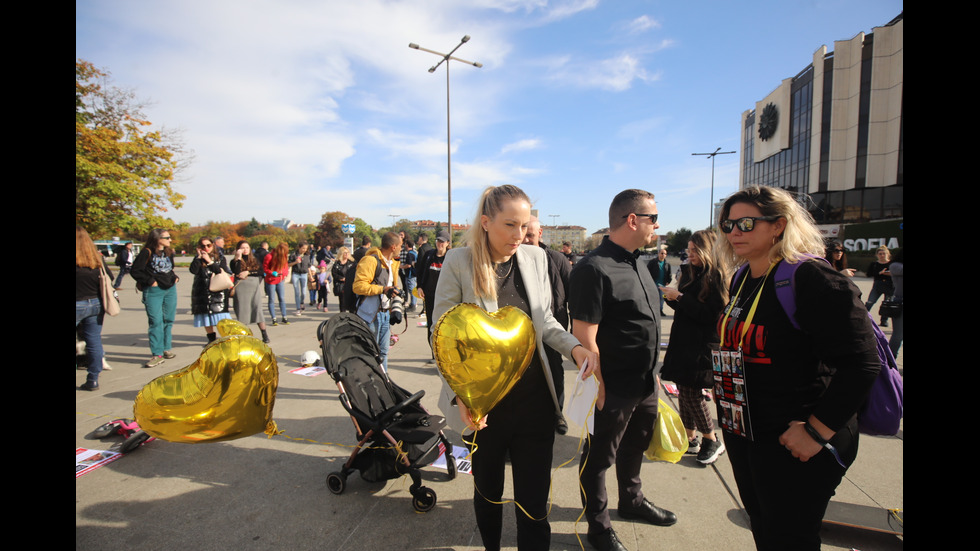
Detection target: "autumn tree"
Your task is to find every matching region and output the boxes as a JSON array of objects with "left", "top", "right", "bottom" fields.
[{"left": 76, "top": 59, "right": 189, "bottom": 238}]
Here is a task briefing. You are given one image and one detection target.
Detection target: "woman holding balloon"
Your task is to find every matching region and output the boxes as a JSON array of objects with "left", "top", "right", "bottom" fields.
[{"left": 432, "top": 184, "right": 597, "bottom": 551}]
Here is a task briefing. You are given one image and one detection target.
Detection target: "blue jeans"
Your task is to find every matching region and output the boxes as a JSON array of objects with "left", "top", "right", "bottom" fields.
[
  {"left": 404, "top": 276, "right": 417, "bottom": 308},
  {"left": 889, "top": 312, "right": 903, "bottom": 356},
  {"left": 266, "top": 281, "right": 287, "bottom": 320},
  {"left": 369, "top": 310, "right": 391, "bottom": 372},
  {"left": 291, "top": 272, "right": 306, "bottom": 310},
  {"left": 76, "top": 298, "right": 104, "bottom": 384},
  {"left": 112, "top": 265, "right": 131, "bottom": 288},
  {"left": 142, "top": 285, "right": 176, "bottom": 356}
]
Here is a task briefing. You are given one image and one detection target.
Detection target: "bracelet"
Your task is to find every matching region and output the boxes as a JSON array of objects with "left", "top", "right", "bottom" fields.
[{"left": 803, "top": 422, "right": 829, "bottom": 446}]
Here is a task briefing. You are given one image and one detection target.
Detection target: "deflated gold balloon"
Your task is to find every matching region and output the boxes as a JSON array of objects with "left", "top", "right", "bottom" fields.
[
  {"left": 133, "top": 334, "right": 278, "bottom": 443},
  {"left": 432, "top": 304, "right": 536, "bottom": 425},
  {"left": 217, "top": 318, "right": 253, "bottom": 337}
]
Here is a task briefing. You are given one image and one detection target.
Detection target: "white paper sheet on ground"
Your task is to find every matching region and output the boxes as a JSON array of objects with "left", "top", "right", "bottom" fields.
[
  {"left": 565, "top": 360, "right": 598, "bottom": 434},
  {"left": 430, "top": 442, "right": 473, "bottom": 475}
]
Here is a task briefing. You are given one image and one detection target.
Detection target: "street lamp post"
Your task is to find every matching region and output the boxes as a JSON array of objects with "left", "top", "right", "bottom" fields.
[
  {"left": 692, "top": 147, "right": 736, "bottom": 227},
  {"left": 409, "top": 36, "right": 483, "bottom": 237}
]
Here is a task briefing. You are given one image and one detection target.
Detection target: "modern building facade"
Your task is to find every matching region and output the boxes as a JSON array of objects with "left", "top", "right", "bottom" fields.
[{"left": 739, "top": 13, "right": 903, "bottom": 232}]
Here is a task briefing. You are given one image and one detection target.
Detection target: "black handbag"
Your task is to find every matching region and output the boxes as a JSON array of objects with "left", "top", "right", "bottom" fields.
[{"left": 879, "top": 297, "right": 903, "bottom": 318}]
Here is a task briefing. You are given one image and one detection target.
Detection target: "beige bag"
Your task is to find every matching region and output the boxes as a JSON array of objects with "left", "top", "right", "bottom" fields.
[{"left": 99, "top": 264, "right": 120, "bottom": 316}]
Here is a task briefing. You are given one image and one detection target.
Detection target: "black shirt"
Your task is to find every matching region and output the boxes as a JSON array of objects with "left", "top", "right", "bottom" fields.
[{"left": 568, "top": 236, "right": 661, "bottom": 398}]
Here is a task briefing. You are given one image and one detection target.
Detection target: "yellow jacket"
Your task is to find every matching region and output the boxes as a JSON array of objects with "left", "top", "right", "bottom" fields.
[{"left": 352, "top": 247, "right": 401, "bottom": 297}]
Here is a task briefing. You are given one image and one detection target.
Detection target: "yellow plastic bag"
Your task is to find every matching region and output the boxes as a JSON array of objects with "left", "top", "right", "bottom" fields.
[{"left": 645, "top": 399, "right": 688, "bottom": 463}]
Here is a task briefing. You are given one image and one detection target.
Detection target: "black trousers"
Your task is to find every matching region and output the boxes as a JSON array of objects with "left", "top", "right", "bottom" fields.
[
  {"left": 471, "top": 403, "right": 555, "bottom": 550},
  {"left": 724, "top": 418, "right": 857, "bottom": 550},
  {"left": 578, "top": 385, "right": 659, "bottom": 534}
]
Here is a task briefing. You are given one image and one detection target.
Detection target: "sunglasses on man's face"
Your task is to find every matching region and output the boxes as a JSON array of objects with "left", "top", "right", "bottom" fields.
[
  {"left": 720, "top": 216, "right": 780, "bottom": 233},
  {"left": 623, "top": 213, "right": 658, "bottom": 224}
]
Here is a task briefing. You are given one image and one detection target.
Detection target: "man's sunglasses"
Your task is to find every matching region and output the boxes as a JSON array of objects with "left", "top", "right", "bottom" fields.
[
  {"left": 720, "top": 216, "right": 780, "bottom": 233},
  {"left": 623, "top": 213, "right": 658, "bottom": 224}
]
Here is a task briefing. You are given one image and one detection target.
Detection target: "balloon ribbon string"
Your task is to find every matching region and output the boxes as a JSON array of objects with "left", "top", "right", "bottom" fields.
[{"left": 467, "top": 380, "right": 598, "bottom": 544}]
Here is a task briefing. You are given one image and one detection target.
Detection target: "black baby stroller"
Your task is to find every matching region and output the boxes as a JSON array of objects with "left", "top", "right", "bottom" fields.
[{"left": 316, "top": 313, "right": 456, "bottom": 512}]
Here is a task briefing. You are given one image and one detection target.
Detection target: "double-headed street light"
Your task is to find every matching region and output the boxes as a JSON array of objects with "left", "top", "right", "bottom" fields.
[
  {"left": 692, "top": 147, "right": 736, "bottom": 227},
  {"left": 409, "top": 36, "right": 483, "bottom": 238}
]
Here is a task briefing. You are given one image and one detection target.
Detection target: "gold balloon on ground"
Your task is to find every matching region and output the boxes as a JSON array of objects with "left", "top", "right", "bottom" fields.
[
  {"left": 133, "top": 332, "right": 278, "bottom": 444},
  {"left": 432, "top": 304, "right": 536, "bottom": 424}
]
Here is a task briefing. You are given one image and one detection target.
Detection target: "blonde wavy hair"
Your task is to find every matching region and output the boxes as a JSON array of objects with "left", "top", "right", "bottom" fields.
[
  {"left": 682, "top": 229, "right": 729, "bottom": 305},
  {"left": 715, "top": 186, "right": 825, "bottom": 268},
  {"left": 463, "top": 185, "right": 531, "bottom": 301}
]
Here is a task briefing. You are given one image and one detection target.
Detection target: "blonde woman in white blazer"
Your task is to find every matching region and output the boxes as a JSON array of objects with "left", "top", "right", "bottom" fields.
[{"left": 432, "top": 185, "right": 596, "bottom": 551}]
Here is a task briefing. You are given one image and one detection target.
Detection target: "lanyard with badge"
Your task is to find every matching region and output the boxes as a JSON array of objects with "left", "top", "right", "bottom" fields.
[{"left": 715, "top": 262, "right": 776, "bottom": 440}]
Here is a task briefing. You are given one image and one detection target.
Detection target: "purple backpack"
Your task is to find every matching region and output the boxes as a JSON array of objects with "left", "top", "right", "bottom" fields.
[{"left": 734, "top": 256, "right": 903, "bottom": 436}]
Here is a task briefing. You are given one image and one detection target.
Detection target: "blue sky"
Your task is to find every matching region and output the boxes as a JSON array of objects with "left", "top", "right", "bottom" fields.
[{"left": 76, "top": 0, "right": 903, "bottom": 237}]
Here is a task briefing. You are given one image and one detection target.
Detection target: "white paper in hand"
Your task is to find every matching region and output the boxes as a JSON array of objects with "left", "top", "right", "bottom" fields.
[{"left": 565, "top": 359, "right": 599, "bottom": 434}]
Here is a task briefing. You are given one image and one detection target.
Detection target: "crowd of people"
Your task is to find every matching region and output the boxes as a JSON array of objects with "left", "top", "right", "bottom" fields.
[{"left": 77, "top": 184, "right": 902, "bottom": 551}]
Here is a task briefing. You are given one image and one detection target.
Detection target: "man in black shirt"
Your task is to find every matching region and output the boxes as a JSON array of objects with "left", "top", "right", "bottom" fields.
[{"left": 569, "top": 189, "right": 676, "bottom": 551}]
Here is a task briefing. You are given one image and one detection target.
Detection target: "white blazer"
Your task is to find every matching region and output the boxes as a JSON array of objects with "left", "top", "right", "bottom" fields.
[{"left": 431, "top": 244, "right": 581, "bottom": 433}]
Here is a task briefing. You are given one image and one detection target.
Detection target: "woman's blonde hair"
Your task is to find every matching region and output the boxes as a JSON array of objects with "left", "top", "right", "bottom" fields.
[
  {"left": 464, "top": 185, "right": 531, "bottom": 301},
  {"left": 715, "top": 185, "right": 825, "bottom": 268},
  {"left": 76, "top": 225, "right": 102, "bottom": 269},
  {"left": 681, "top": 229, "right": 729, "bottom": 305},
  {"left": 336, "top": 246, "right": 350, "bottom": 262}
]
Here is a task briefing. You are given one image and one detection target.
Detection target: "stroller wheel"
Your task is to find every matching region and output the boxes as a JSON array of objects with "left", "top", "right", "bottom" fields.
[
  {"left": 412, "top": 487, "right": 437, "bottom": 513},
  {"left": 90, "top": 421, "right": 121, "bottom": 440},
  {"left": 120, "top": 431, "right": 152, "bottom": 454},
  {"left": 326, "top": 472, "right": 346, "bottom": 495},
  {"left": 446, "top": 453, "right": 457, "bottom": 481}
]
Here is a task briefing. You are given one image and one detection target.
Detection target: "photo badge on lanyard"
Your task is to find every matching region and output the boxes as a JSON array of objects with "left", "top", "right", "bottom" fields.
[{"left": 715, "top": 263, "right": 775, "bottom": 442}]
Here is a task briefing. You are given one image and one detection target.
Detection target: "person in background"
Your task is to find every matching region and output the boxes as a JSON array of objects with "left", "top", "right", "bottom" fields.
[
  {"left": 887, "top": 249, "right": 903, "bottom": 356},
  {"left": 289, "top": 242, "right": 313, "bottom": 316},
  {"left": 864, "top": 245, "right": 894, "bottom": 327},
  {"left": 331, "top": 246, "right": 355, "bottom": 311},
  {"left": 131, "top": 228, "right": 179, "bottom": 368},
  {"left": 824, "top": 240, "right": 855, "bottom": 277},
  {"left": 76, "top": 225, "right": 112, "bottom": 391},
  {"left": 229, "top": 240, "right": 270, "bottom": 343},
  {"left": 647, "top": 245, "right": 672, "bottom": 316},
  {"left": 112, "top": 241, "right": 134, "bottom": 290},
  {"left": 660, "top": 230, "right": 728, "bottom": 465},
  {"left": 416, "top": 231, "right": 450, "bottom": 349},
  {"left": 263, "top": 242, "right": 290, "bottom": 325},
  {"left": 189, "top": 237, "right": 232, "bottom": 345}
]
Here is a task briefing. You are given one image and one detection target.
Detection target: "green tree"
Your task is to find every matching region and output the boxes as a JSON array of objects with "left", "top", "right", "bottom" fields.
[
  {"left": 76, "top": 59, "right": 189, "bottom": 238},
  {"left": 665, "top": 227, "right": 693, "bottom": 254}
]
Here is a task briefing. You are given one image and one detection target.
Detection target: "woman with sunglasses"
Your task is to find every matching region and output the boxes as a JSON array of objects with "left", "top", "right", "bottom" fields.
[
  {"left": 131, "top": 228, "right": 180, "bottom": 368},
  {"left": 824, "top": 240, "right": 855, "bottom": 277},
  {"left": 230, "top": 240, "right": 271, "bottom": 343},
  {"left": 189, "top": 237, "right": 232, "bottom": 345},
  {"left": 715, "top": 186, "right": 880, "bottom": 550}
]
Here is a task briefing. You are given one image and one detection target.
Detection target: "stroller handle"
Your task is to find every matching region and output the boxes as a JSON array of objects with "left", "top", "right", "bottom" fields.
[{"left": 377, "top": 390, "right": 426, "bottom": 426}]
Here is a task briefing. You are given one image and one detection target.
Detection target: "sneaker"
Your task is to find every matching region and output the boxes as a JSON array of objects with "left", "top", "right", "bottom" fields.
[
  {"left": 271, "top": 318, "right": 278, "bottom": 326},
  {"left": 144, "top": 355, "right": 166, "bottom": 368},
  {"left": 163, "top": 351, "right": 176, "bottom": 359},
  {"left": 296, "top": 310, "right": 302, "bottom": 316},
  {"left": 281, "top": 318, "right": 290, "bottom": 325},
  {"left": 686, "top": 436, "right": 701, "bottom": 455},
  {"left": 102, "top": 358, "right": 113, "bottom": 371},
  {"left": 79, "top": 381, "right": 100, "bottom": 391},
  {"left": 697, "top": 438, "right": 726, "bottom": 465}
]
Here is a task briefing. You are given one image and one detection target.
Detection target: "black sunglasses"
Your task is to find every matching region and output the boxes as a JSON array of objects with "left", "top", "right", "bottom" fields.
[
  {"left": 720, "top": 216, "right": 780, "bottom": 233},
  {"left": 623, "top": 213, "right": 658, "bottom": 224}
]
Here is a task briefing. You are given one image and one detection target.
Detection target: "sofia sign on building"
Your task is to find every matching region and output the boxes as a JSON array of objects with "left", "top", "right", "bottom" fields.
[{"left": 840, "top": 220, "right": 902, "bottom": 252}]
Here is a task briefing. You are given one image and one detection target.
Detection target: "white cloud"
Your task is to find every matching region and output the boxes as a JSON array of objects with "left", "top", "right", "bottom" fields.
[
  {"left": 501, "top": 138, "right": 542, "bottom": 154},
  {"left": 547, "top": 53, "right": 660, "bottom": 91},
  {"left": 627, "top": 15, "right": 662, "bottom": 33}
]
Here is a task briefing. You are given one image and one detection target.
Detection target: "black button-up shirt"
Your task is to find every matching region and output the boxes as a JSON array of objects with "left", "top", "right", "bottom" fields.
[{"left": 569, "top": 236, "right": 661, "bottom": 398}]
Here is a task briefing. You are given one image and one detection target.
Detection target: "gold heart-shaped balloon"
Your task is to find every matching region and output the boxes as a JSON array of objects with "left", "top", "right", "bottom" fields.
[
  {"left": 432, "top": 304, "right": 536, "bottom": 424},
  {"left": 133, "top": 324, "right": 278, "bottom": 444}
]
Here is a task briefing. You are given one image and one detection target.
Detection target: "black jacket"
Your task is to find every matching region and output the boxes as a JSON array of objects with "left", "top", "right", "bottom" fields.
[
  {"left": 660, "top": 265, "right": 724, "bottom": 388},
  {"left": 189, "top": 256, "right": 230, "bottom": 315}
]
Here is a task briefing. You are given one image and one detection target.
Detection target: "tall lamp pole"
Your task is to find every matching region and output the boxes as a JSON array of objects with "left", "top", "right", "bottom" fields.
[
  {"left": 409, "top": 36, "right": 483, "bottom": 239},
  {"left": 692, "top": 147, "right": 736, "bottom": 227}
]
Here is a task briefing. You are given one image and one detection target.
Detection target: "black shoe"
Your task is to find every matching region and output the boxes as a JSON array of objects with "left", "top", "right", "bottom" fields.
[
  {"left": 281, "top": 318, "right": 290, "bottom": 325},
  {"left": 587, "top": 528, "right": 628, "bottom": 551},
  {"left": 880, "top": 319, "right": 889, "bottom": 328},
  {"left": 696, "top": 438, "right": 726, "bottom": 465},
  {"left": 618, "top": 498, "right": 677, "bottom": 526},
  {"left": 79, "top": 381, "right": 100, "bottom": 391},
  {"left": 556, "top": 415, "right": 568, "bottom": 435}
]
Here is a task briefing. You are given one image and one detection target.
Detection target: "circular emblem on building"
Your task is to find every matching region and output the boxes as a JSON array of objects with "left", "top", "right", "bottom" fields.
[{"left": 758, "top": 103, "right": 778, "bottom": 142}]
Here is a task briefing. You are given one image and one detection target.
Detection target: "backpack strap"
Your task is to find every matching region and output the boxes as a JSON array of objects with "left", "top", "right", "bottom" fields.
[{"left": 771, "top": 254, "right": 829, "bottom": 330}]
